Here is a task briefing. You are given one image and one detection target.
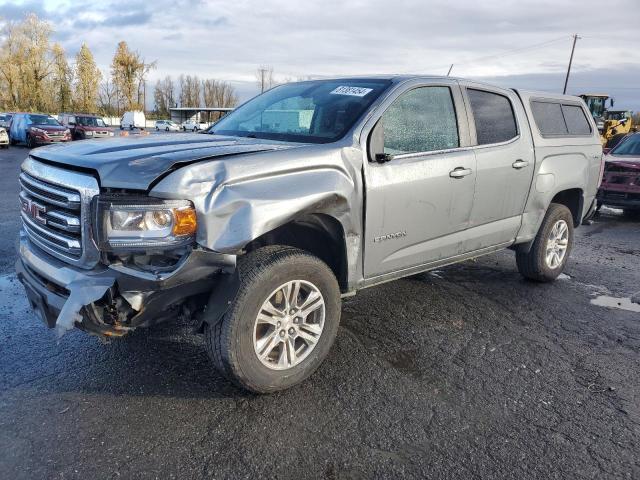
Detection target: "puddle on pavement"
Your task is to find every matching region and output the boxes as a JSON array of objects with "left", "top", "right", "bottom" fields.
[{"left": 590, "top": 295, "right": 640, "bottom": 313}]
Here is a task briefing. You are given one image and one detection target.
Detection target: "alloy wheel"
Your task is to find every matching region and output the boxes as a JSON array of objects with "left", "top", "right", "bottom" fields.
[
  {"left": 253, "top": 280, "right": 325, "bottom": 370},
  {"left": 545, "top": 219, "right": 569, "bottom": 269}
]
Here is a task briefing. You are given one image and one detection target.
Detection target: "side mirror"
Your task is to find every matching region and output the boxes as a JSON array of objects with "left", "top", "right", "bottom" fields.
[{"left": 368, "top": 119, "right": 392, "bottom": 163}]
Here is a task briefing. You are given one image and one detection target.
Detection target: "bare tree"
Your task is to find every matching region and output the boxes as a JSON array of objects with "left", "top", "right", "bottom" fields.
[
  {"left": 179, "top": 75, "right": 201, "bottom": 106},
  {"left": 98, "top": 75, "right": 117, "bottom": 116},
  {"left": 202, "top": 78, "right": 239, "bottom": 121},
  {"left": 153, "top": 75, "right": 176, "bottom": 117}
]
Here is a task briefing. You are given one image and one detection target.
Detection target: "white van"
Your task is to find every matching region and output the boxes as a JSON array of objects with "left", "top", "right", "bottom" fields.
[{"left": 120, "top": 111, "right": 146, "bottom": 130}]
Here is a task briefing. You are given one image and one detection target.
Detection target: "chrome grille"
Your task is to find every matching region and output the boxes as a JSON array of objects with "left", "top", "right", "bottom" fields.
[{"left": 20, "top": 157, "right": 100, "bottom": 269}]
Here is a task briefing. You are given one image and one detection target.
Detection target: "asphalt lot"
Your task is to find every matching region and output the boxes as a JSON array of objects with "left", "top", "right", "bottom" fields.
[{"left": 1, "top": 142, "right": 639, "bottom": 479}]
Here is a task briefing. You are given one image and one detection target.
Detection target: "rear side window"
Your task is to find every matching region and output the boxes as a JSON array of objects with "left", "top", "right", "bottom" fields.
[
  {"left": 531, "top": 100, "right": 592, "bottom": 136},
  {"left": 531, "top": 102, "right": 568, "bottom": 135},
  {"left": 561, "top": 105, "right": 591, "bottom": 135},
  {"left": 467, "top": 89, "right": 518, "bottom": 145}
]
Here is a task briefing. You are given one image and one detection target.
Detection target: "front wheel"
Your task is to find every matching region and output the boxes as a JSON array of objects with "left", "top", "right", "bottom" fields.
[
  {"left": 516, "top": 203, "right": 574, "bottom": 282},
  {"left": 26, "top": 134, "right": 36, "bottom": 149},
  {"left": 205, "top": 246, "right": 341, "bottom": 393}
]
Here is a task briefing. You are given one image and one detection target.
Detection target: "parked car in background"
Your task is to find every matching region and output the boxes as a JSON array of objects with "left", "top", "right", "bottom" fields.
[
  {"left": 182, "top": 119, "right": 208, "bottom": 131},
  {"left": 15, "top": 76, "right": 602, "bottom": 393},
  {"left": 0, "top": 127, "right": 8, "bottom": 148},
  {"left": 598, "top": 132, "right": 640, "bottom": 217},
  {"left": 58, "top": 113, "right": 114, "bottom": 140},
  {"left": 120, "top": 111, "right": 146, "bottom": 130},
  {"left": 9, "top": 113, "right": 71, "bottom": 147},
  {"left": 0, "top": 112, "right": 13, "bottom": 129},
  {"left": 155, "top": 120, "right": 180, "bottom": 131}
]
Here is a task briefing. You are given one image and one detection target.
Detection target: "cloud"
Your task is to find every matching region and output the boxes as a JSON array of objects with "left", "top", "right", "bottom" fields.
[
  {"left": 73, "top": 11, "right": 152, "bottom": 29},
  {"left": 6, "top": 0, "right": 638, "bottom": 112},
  {"left": 0, "top": 0, "right": 49, "bottom": 21}
]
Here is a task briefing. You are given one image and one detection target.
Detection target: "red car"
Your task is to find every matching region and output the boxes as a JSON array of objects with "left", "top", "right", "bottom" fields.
[
  {"left": 58, "top": 113, "right": 115, "bottom": 140},
  {"left": 598, "top": 132, "right": 640, "bottom": 217},
  {"left": 9, "top": 113, "right": 71, "bottom": 148}
]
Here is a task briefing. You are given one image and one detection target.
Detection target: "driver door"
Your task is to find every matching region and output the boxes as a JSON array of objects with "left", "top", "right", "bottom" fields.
[{"left": 363, "top": 81, "right": 477, "bottom": 278}]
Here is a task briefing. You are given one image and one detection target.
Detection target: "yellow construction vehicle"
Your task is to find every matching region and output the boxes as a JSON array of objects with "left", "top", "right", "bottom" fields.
[{"left": 579, "top": 93, "right": 634, "bottom": 146}]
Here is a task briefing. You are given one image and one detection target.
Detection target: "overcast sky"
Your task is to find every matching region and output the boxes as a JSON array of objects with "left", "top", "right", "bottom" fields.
[{"left": 2, "top": 0, "right": 639, "bottom": 109}]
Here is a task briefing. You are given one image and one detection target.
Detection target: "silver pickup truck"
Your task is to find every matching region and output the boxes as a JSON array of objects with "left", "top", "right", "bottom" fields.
[{"left": 16, "top": 76, "right": 602, "bottom": 392}]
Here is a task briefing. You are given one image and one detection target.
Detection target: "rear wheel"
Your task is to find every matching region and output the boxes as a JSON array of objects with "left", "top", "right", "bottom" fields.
[
  {"left": 516, "top": 203, "right": 574, "bottom": 282},
  {"left": 623, "top": 209, "right": 640, "bottom": 220},
  {"left": 205, "top": 246, "right": 341, "bottom": 393},
  {"left": 165, "top": 127, "right": 169, "bottom": 131}
]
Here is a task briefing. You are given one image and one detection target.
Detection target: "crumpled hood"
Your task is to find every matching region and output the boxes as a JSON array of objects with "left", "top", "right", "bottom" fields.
[{"left": 30, "top": 134, "right": 304, "bottom": 189}]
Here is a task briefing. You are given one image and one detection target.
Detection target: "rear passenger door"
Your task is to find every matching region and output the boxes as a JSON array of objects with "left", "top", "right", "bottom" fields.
[{"left": 460, "top": 83, "right": 535, "bottom": 249}]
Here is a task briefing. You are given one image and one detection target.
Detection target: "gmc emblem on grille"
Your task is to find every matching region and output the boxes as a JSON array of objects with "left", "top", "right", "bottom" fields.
[{"left": 20, "top": 197, "right": 47, "bottom": 225}]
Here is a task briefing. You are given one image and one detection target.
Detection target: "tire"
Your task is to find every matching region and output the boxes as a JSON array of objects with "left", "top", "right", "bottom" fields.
[
  {"left": 205, "top": 246, "right": 341, "bottom": 393},
  {"left": 156, "top": 127, "right": 159, "bottom": 131},
  {"left": 165, "top": 127, "right": 169, "bottom": 131},
  {"left": 26, "top": 134, "right": 36, "bottom": 149},
  {"left": 622, "top": 209, "right": 640, "bottom": 220},
  {"left": 516, "top": 203, "right": 574, "bottom": 282},
  {"left": 182, "top": 126, "right": 186, "bottom": 132}
]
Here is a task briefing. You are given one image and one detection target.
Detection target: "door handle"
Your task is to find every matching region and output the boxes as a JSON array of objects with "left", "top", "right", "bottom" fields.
[
  {"left": 512, "top": 159, "right": 529, "bottom": 169},
  {"left": 449, "top": 167, "right": 472, "bottom": 179}
]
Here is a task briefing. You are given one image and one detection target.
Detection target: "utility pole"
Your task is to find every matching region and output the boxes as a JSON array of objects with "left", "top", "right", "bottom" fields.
[
  {"left": 258, "top": 68, "right": 267, "bottom": 93},
  {"left": 563, "top": 34, "right": 580, "bottom": 94}
]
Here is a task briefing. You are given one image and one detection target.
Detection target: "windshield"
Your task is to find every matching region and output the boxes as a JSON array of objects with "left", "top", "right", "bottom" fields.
[
  {"left": 210, "top": 79, "right": 391, "bottom": 143},
  {"left": 77, "top": 116, "right": 106, "bottom": 127},
  {"left": 28, "top": 114, "right": 60, "bottom": 126},
  {"left": 583, "top": 96, "right": 606, "bottom": 118},
  {"left": 610, "top": 134, "right": 640, "bottom": 156}
]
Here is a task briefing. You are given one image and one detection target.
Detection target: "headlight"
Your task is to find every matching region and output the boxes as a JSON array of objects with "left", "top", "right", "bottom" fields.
[
  {"left": 109, "top": 132, "right": 115, "bottom": 136},
  {"left": 85, "top": 130, "right": 94, "bottom": 136},
  {"left": 64, "top": 129, "right": 71, "bottom": 135},
  {"left": 96, "top": 197, "right": 197, "bottom": 251},
  {"left": 31, "top": 127, "right": 46, "bottom": 135}
]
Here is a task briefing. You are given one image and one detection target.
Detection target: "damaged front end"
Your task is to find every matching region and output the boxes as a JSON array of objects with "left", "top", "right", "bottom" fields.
[
  {"left": 16, "top": 230, "right": 235, "bottom": 338},
  {"left": 15, "top": 156, "right": 238, "bottom": 339}
]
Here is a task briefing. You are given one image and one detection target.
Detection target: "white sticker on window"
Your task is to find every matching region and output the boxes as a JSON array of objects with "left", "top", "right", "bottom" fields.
[{"left": 330, "top": 86, "right": 373, "bottom": 97}]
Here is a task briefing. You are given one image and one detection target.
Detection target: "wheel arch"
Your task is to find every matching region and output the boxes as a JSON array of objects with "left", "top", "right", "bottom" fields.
[
  {"left": 549, "top": 188, "right": 584, "bottom": 227},
  {"left": 244, "top": 213, "right": 348, "bottom": 292}
]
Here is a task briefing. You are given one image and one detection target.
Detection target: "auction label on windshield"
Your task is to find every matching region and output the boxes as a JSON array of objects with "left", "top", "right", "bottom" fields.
[{"left": 330, "top": 86, "right": 373, "bottom": 97}]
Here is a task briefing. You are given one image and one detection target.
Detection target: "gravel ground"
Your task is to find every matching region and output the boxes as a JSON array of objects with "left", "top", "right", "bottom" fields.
[{"left": 1, "top": 144, "right": 639, "bottom": 479}]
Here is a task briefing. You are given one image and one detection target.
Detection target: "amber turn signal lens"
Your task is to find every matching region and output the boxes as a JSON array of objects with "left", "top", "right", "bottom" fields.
[{"left": 172, "top": 207, "right": 197, "bottom": 236}]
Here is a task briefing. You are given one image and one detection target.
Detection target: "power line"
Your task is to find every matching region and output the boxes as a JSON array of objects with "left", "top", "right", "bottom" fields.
[{"left": 451, "top": 35, "right": 570, "bottom": 69}]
